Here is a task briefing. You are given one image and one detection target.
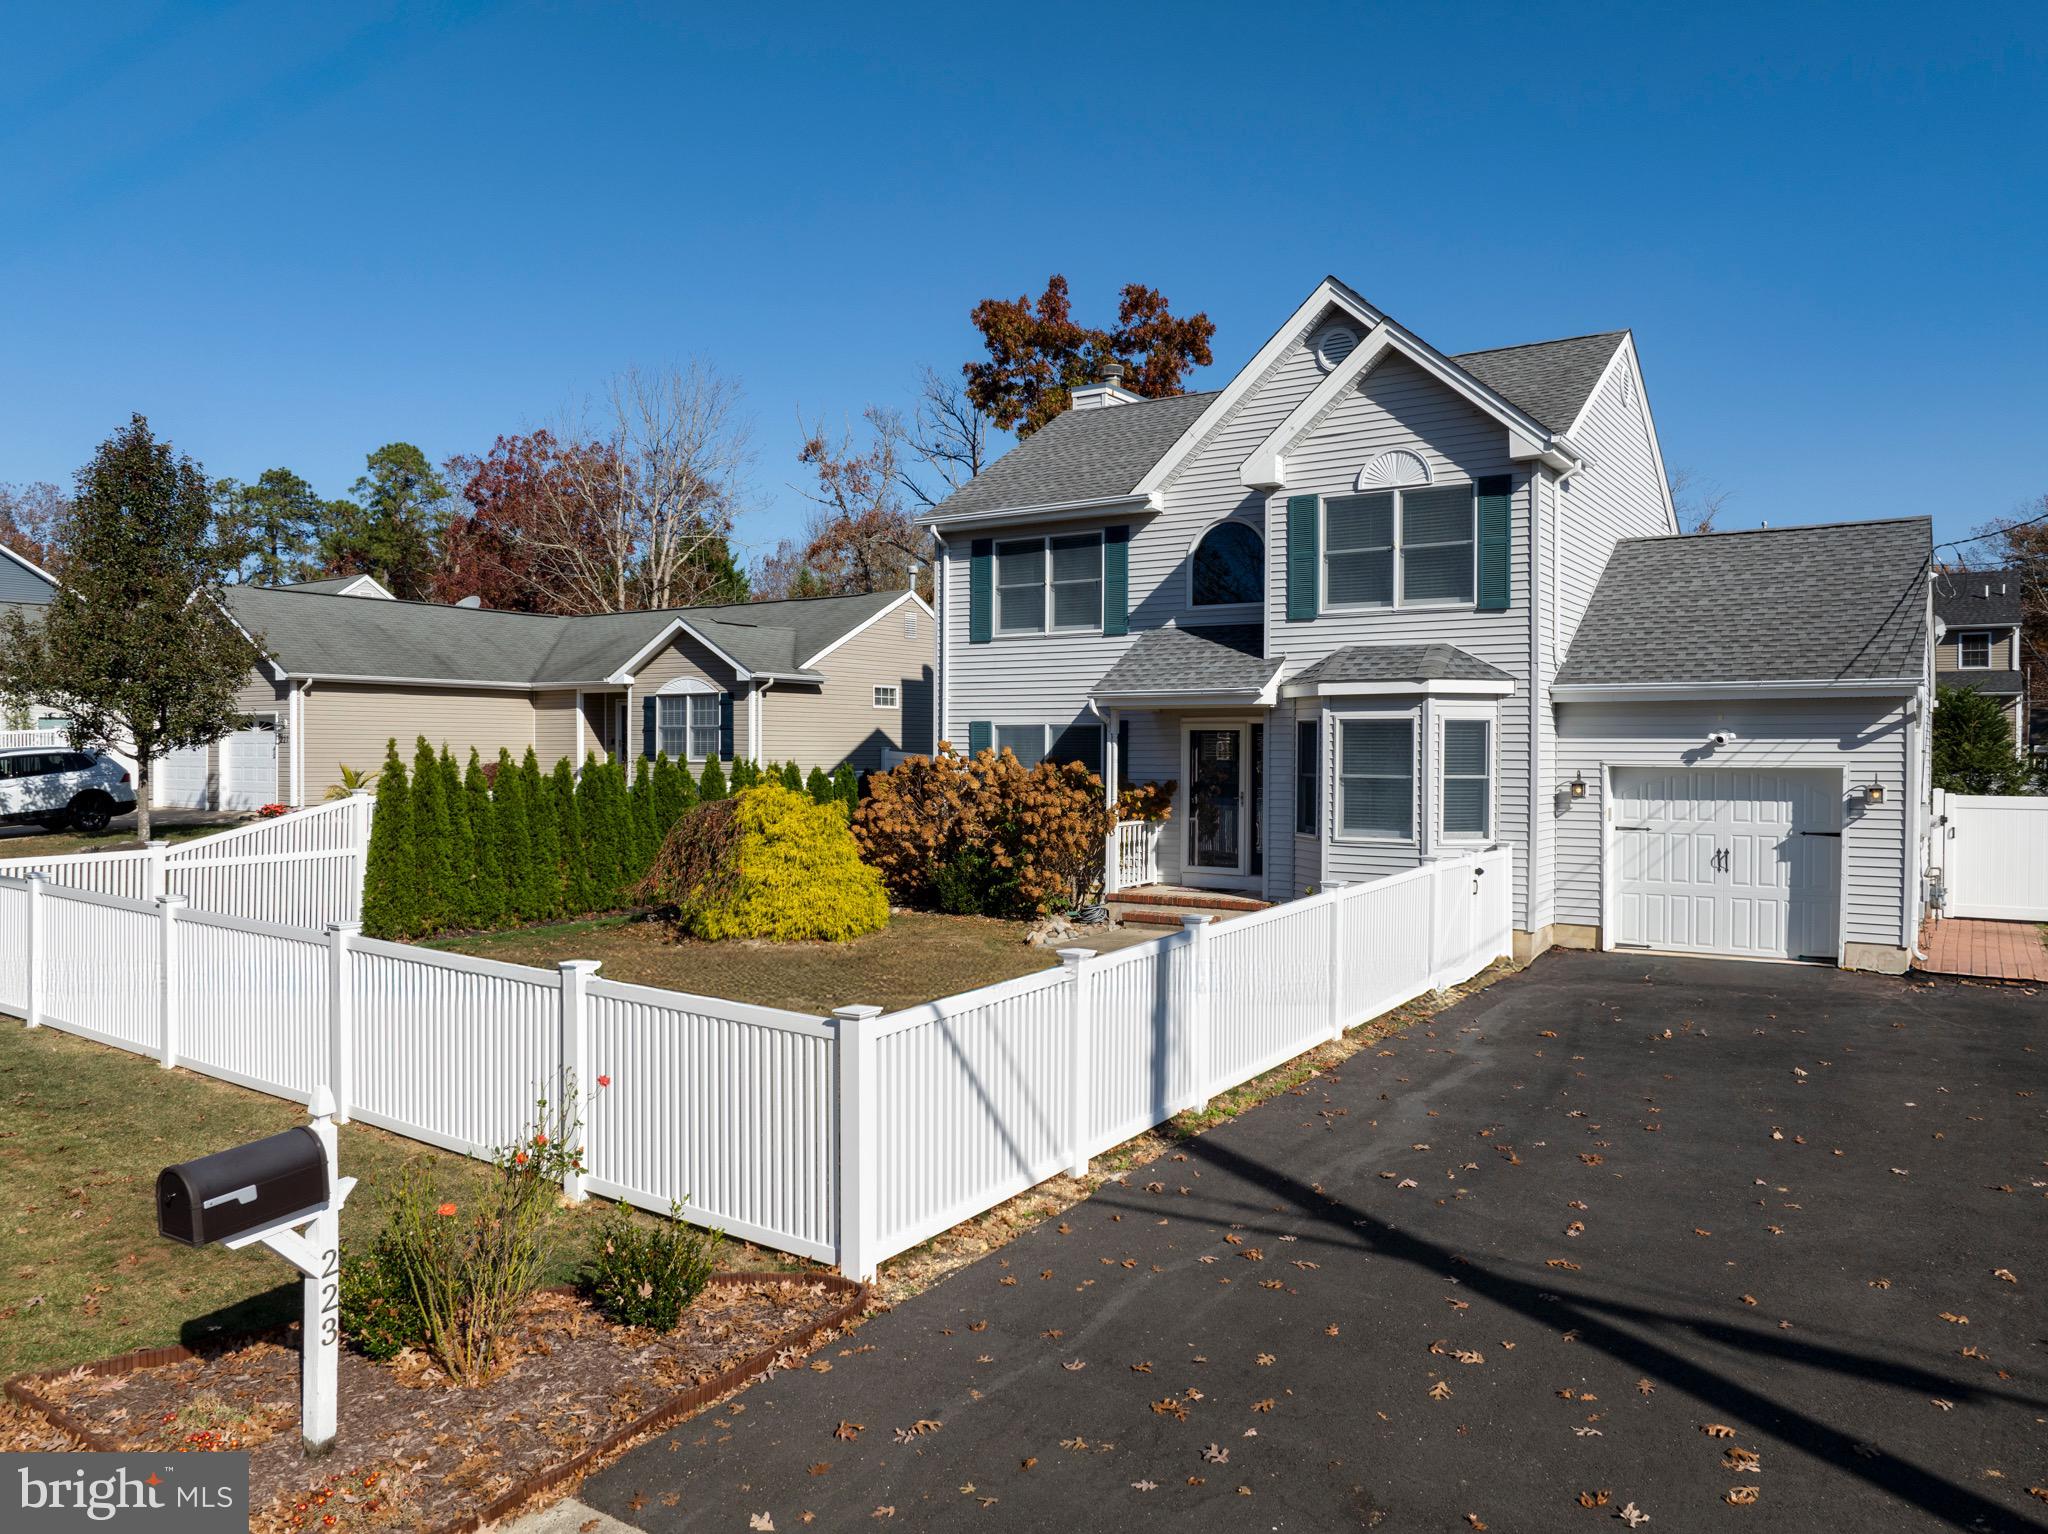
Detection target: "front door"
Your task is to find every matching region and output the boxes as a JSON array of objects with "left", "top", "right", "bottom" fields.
[{"left": 1185, "top": 725, "right": 1249, "bottom": 881}]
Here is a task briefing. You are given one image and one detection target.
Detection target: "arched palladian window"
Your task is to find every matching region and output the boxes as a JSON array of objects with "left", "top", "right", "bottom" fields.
[{"left": 1191, "top": 520, "right": 1263, "bottom": 607}]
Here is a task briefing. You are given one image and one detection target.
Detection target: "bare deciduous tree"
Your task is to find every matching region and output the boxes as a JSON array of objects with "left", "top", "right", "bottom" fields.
[
  {"left": 1667, "top": 466, "right": 1731, "bottom": 535},
  {"left": 525, "top": 363, "right": 754, "bottom": 612},
  {"left": 898, "top": 365, "right": 991, "bottom": 508},
  {"left": 759, "top": 407, "right": 930, "bottom": 599}
]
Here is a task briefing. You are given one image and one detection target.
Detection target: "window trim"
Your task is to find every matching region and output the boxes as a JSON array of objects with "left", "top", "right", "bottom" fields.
[
  {"left": 989, "top": 721, "right": 1104, "bottom": 773},
  {"left": 1436, "top": 711, "right": 1494, "bottom": 842},
  {"left": 1332, "top": 709, "right": 1419, "bottom": 845},
  {"left": 1320, "top": 483, "right": 1478, "bottom": 613},
  {"left": 872, "top": 684, "right": 899, "bottom": 709},
  {"left": 992, "top": 531, "right": 1105, "bottom": 636},
  {"left": 1187, "top": 517, "right": 1265, "bottom": 616},
  {"left": 1955, "top": 630, "right": 1993, "bottom": 669},
  {"left": 1294, "top": 718, "right": 1318, "bottom": 836}
]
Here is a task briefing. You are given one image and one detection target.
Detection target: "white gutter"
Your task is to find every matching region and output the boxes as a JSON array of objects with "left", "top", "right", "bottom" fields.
[
  {"left": 1552, "top": 678, "right": 1921, "bottom": 703},
  {"left": 917, "top": 493, "right": 1155, "bottom": 533},
  {"left": 1528, "top": 468, "right": 1545, "bottom": 933}
]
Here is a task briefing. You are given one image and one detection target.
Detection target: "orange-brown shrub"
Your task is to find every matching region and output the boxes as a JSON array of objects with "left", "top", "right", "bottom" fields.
[
  {"left": 853, "top": 742, "right": 1115, "bottom": 915},
  {"left": 1116, "top": 780, "right": 1175, "bottom": 823}
]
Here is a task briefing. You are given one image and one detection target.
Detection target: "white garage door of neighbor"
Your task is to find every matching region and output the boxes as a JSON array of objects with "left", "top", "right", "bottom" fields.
[
  {"left": 1611, "top": 767, "right": 1842, "bottom": 962},
  {"left": 220, "top": 719, "right": 279, "bottom": 810},
  {"left": 156, "top": 743, "right": 211, "bottom": 808}
]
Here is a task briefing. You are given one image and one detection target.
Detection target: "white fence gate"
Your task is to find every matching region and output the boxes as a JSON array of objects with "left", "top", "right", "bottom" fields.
[
  {"left": 1931, "top": 789, "right": 2048, "bottom": 921},
  {"left": 0, "top": 796, "right": 373, "bottom": 928},
  {"left": 0, "top": 846, "right": 1512, "bottom": 1279}
]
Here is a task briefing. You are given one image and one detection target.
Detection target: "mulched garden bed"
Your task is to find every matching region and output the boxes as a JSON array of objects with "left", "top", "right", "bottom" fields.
[{"left": 6, "top": 1273, "right": 864, "bottom": 1534}]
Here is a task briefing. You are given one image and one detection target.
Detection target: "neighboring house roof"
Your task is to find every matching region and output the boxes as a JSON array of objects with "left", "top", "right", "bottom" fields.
[
  {"left": 928, "top": 392, "right": 1218, "bottom": 520},
  {"left": 1937, "top": 670, "right": 2026, "bottom": 697},
  {"left": 1932, "top": 567, "right": 2023, "bottom": 629},
  {"left": 0, "top": 543, "right": 59, "bottom": 605},
  {"left": 1450, "top": 332, "right": 1630, "bottom": 436},
  {"left": 270, "top": 574, "right": 395, "bottom": 599},
  {"left": 1288, "top": 644, "right": 1515, "bottom": 687},
  {"left": 1091, "top": 623, "right": 1279, "bottom": 700},
  {"left": 1557, "top": 517, "right": 1932, "bottom": 690},
  {"left": 220, "top": 585, "right": 915, "bottom": 689}
]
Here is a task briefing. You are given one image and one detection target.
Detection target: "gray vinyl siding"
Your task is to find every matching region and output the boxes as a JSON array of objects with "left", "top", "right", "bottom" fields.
[
  {"left": 1553, "top": 697, "right": 1913, "bottom": 950},
  {"left": 1547, "top": 351, "right": 1672, "bottom": 660},
  {"left": 1268, "top": 353, "right": 1535, "bottom": 925},
  {"left": 759, "top": 601, "right": 935, "bottom": 771},
  {"left": 0, "top": 555, "right": 55, "bottom": 605}
]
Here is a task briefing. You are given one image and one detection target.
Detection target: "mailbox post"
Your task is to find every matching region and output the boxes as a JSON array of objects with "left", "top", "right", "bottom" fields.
[{"left": 157, "top": 1085, "right": 356, "bottom": 1455}]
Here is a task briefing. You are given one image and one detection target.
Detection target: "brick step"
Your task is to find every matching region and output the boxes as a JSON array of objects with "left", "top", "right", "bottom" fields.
[
  {"left": 1114, "top": 906, "right": 1216, "bottom": 928},
  {"left": 1110, "top": 889, "right": 1271, "bottom": 914}
]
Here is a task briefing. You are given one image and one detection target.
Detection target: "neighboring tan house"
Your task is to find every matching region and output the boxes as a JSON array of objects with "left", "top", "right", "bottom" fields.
[
  {"left": 163, "top": 583, "right": 935, "bottom": 809},
  {"left": 0, "top": 543, "right": 71, "bottom": 731},
  {"left": 922, "top": 275, "right": 1937, "bottom": 973},
  {"left": 1932, "top": 568, "right": 2029, "bottom": 756}
]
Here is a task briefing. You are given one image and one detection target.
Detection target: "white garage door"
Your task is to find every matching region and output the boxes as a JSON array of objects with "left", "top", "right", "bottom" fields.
[
  {"left": 1611, "top": 767, "right": 1842, "bottom": 962},
  {"left": 220, "top": 719, "right": 279, "bottom": 810},
  {"left": 156, "top": 743, "right": 211, "bottom": 808}
]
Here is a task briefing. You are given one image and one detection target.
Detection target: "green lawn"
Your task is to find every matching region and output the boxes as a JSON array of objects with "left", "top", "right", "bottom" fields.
[
  {"left": 0, "top": 1019, "right": 788, "bottom": 1378},
  {"left": 429, "top": 910, "right": 1156, "bottom": 1015},
  {"left": 0, "top": 815, "right": 245, "bottom": 862}
]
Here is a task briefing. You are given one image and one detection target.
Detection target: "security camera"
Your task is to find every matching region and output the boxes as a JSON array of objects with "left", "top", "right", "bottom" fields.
[{"left": 1707, "top": 730, "right": 1737, "bottom": 747}]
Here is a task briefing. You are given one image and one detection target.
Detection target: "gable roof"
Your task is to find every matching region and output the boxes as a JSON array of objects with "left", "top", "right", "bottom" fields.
[
  {"left": 1937, "top": 669, "right": 2025, "bottom": 697},
  {"left": 1091, "top": 623, "right": 1279, "bottom": 701},
  {"left": 1932, "top": 567, "right": 2023, "bottom": 628},
  {"left": 1557, "top": 517, "right": 1932, "bottom": 690},
  {"left": 927, "top": 392, "right": 1217, "bottom": 520},
  {"left": 1451, "top": 332, "right": 1629, "bottom": 435},
  {"left": 271, "top": 574, "right": 395, "bottom": 599},
  {"left": 220, "top": 585, "right": 914, "bottom": 689},
  {"left": 1288, "top": 643, "right": 1515, "bottom": 688}
]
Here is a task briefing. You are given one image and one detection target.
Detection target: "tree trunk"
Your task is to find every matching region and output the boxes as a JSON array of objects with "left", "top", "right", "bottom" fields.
[{"left": 135, "top": 752, "right": 152, "bottom": 843}]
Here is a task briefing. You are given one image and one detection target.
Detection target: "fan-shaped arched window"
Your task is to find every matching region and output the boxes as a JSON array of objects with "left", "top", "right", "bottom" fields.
[{"left": 1192, "top": 521, "right": 1263, "bottom": 607}]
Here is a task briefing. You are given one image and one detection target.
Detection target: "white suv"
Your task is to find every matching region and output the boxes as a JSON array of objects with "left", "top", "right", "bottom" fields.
[{"left": 0, "top": 749, "right": 138, "bottom": 834}]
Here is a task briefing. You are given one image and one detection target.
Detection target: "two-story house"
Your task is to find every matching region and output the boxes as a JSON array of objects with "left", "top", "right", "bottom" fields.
[
  {"left": 923, "top": 277, "right": 1935, "bottom": 973},
  {"left": 1932, "top": 568, "right": 2029, "bottom": 756}
]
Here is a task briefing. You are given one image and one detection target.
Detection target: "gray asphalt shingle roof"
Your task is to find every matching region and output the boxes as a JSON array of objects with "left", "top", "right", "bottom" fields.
[
  {"left": 1287, "top": 643, "right": 1514, "bottom": 687},
  {"left": 273, "top": 575, "right": 388, "bottom": 596},
  {"left": 1451, "top": 332, "right": 1629, "bottom": 435},
  {"left": 927, "top": 392, "right": 1217, "bottom": 519},
  {"left": 1557, "top": 517, "right": 1932, "bottom": 688},
  {"left": 1091, "top": 624, "right": 1277, "bottom": 698},
  {"left": 1937, "top": 670, "right": 2026, "bottom": 697},
  {"left": 221, "top": 585, "right": 906, "bottom": 687},
  {"left": 1932, "top": 568, "right": 2023, "bottom": 628}
]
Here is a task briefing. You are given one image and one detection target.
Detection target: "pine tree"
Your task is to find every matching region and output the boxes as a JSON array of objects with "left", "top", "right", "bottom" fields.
[
  {"left": 831, "top": 762, "right": 858, "bottom": 815},
  {"left": 361, "top": 738, "right": 414, "bottom": 938},
  {"left": 577, "top": 754, "right": 620, "bottom": 907},
  {"left": 782, "top": 761, "right": 805, "bottom": 793},
  {"left": 491, "top": 745, "right": 532, "bottom": 917},
  {"left": 731, "top": 757, "right": 759, "bottom": 790},
  {"left": 1932, "top": 683, "right": 2031, "bottom": 794},
  {"left": 698, "top": 754, "right": 728, "bottom": 801},
  {"left": 410, "top": 736, "right": 453, "bottom": 933},
  {"left": 465, "top": 749, "right": 506, "bottom": 928},
  {"left": 438, "top": 746, "right": 474, "bottom": 928},
  {"left": 806, "top": 764, "right": 833, "bottom": 804},
  {"left": 652, "top": 753, "right": 686, "bottom": 842},
  {"left": 552, "top": 757, "right": 593, "bottom": 914},
  {"left": 630, "top": 757, "right": 659, "bottom": 882},
  {"left": 521, "top": 749, "right": 559, "bottom": 919}
]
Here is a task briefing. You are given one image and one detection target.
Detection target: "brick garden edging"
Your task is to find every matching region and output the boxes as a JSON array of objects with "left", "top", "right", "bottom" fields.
[{"left": 4, "top": 1271, "right": 870, "bottom": 1534}]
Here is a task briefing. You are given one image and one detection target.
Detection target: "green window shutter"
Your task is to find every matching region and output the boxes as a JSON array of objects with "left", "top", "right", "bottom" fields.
[
  {"left": 1476, "top": 476, "right": 1513, "bottom": 611},
  {"left": 1286, "top": 495, "right": 1319, "bottom": 622},
  {"left": 641, "top": 697, "right": 656, "bottom": 758},
  {"left": 1103, "top": 527, "right": 1129, "bottom": 637},
  {"left": 718, "top": 692, "right": 735, "bottom": 760},
  {"left": 968, "top": 539, "right": 993, "bottom": 643},
  {"left": 967, "top": 721, "right": 992, "bottom": 757}
]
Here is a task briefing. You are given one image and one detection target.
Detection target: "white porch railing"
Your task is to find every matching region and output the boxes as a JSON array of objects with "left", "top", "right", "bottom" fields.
[
  {"left": 1104, "top": 818, "right": 1164, "bottom": 894},
  {"left": 0, "top": 844, "right": 1512, "bottom": 1281}
]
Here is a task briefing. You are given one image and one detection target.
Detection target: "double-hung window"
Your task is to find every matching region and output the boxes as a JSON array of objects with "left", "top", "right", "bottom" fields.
[
  {"left": 656, "top": 695, "right": 690, "bottom": 758},
  {"left": 1323, "top": 485, "right": 1476, "bottom": 608},
  {"left": 994, "top": 533, "right": 1103, "bottom": 634},
  {"left": 989, "top": 722, "right": 1104, "bottom": 774},
  {"left": 1957, "top": 631, "right": 1992, "bottom": 668},
  {"left": 1294, "top": 719, "right": 1318, "bottom": 834},
  {"left": 873, "top": 685, "right": 899, "bottom": 709},
  {"left": 1337, "top": 718, "right": 1414, "bottom": 839},
  {"left": 1440, "top": 718, "right": 1491, "bottom": 838}
]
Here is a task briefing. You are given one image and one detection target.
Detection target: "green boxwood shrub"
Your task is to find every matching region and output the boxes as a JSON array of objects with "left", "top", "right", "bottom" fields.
[{"left": 579, "top": 1202, "right": 723, "bottom": 1331}]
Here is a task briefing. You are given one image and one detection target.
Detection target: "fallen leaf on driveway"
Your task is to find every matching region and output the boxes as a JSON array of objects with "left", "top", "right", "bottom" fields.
[
  {"left": 1062, "top": 1360, "right": 1087, "bottom": 1372},
  {"left": 1939, "top": 1312, "right": 1970, "bottom": 1325},
  {"left": 1131, "top": 1480, "right": 1157, "bottom": 1492},
  {"left": 1724, "top": 1447, "right": 1760, "bottom": 1472},
  {"left": 749, "top": 1516, "right": 774, "bottom": 1532},
  {"left": 1931, "top": 1398, "right": 1955, "bottom": 1411},
  {"left": 1547, "top": 1259, "right": 1581, "bottom": 1271},
  {"left": 1578, "top": 1489, "right": 1610, "bottom": 1507},
  {"left": 1701, "top": 1423, "right": 1736, "bottom": 1438},
  {"left": 1202, "top": 1443, "right": 1230, "bottom": 1463},
  {"left": 1869, "top": 1277, "right": 1891, "bottom": 1289},
  {"left": 834, "top": 1421, "right": 864, "bottom": 1440},
  {"left": 1429, "top": 1381, "right": 1453, "bottom": 1400},
  {"left": 1617, "top": 1501, "right": 1651, "bottom": 1527},
  {"left": 1727, "top": 1486, "right": 1760, "bottom": 1505},
  {"left": 1994, "top": 1268, "right": 2018, "bottom": 1284},
  {"left": 1636, "top": 1378, "right": 1654, "bottom": 1396}
]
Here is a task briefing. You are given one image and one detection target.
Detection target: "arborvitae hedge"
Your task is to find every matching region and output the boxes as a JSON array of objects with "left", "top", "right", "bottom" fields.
[{"left": 360, "top": 746, "right": 867, "bottom": 941}]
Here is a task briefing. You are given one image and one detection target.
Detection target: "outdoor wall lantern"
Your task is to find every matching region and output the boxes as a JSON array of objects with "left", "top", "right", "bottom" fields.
[
  {"left": 1568, "top": 772, "right": 1587, "bottom": 800},
  {"left": 1865, "top": 779, "right": 1886, "bottom": 805}
]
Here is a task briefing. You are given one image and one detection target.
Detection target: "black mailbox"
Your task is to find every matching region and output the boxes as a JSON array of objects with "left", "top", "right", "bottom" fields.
[{"left": 157, "top": 1127, "right": 330, "bottom": 1247}]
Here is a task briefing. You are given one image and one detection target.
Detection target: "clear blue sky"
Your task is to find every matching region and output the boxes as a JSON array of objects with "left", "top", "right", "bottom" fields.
[{"left": 3, "top": 2, "right": 2042, "bottom": 569}]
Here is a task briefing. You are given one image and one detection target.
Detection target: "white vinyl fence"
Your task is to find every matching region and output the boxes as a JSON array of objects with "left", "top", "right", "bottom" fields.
[
  {"left": 1930, "top": 789, "right": 2048, "bottom": 921},
  {"left": 0, "top": 796, "right": 372, "bottom": 928},
  {"left": 0, "top": 846, "right": 1512, "bottom": 1279}
]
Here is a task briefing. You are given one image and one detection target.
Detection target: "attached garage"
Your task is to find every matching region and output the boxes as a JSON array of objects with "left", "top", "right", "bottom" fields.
[
  {"left": 155, "top": 743, "right": 211, "bottom": 809},
  {"left": 1608, "top": 766, "right": 1842, "bottom": 962},
  {"left": 219, "top": 719, "right": 280, "bottom": 809}
]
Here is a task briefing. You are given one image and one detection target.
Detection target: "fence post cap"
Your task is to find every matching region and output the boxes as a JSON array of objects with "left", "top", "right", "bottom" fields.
[
  {"left": 1055, "top": 946, "right": 1095, "bottom": 966},
  {"left": 558, "top": 959, "right": 602, "bottom": 975},
  {"left": 1178, "top": 912, "right": 1210, "bottom": 930},
  {"left": 325, "top": 920, "right": 363, "bottom": 936},
  {"left": 308, "top": 1084, "right": 337, "bottom": 1121},
  {"left": 156, "top": 892, "right": 188, "bottom": 909},
  {"left": 24, "top": 870, "right": 48, "bottom": 884},
  {"left": 146, "top": 838, "right": 170, "bottom": 849},
  {"left": 832, "top": 1003, "right": 884, "bottom": 1022}
]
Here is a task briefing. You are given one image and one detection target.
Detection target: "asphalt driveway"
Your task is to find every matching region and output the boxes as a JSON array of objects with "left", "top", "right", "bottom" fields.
[{"left": 578, "top": 951, "right": 2048, "bottom": 1531}]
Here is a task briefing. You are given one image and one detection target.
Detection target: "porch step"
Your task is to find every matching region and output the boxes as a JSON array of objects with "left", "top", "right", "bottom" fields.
[{"left": 1107, "top": 885, "right": 1273, "bottom": 927}]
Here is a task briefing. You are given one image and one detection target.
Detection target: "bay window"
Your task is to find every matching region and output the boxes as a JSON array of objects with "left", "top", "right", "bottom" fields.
[{"left": 1337, "top": 717, "right": 1414, "bottom": 839}]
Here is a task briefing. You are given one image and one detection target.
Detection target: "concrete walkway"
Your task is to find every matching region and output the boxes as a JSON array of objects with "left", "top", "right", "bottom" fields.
[
  {"left": 1918, "top": 916, "right": 2048, "bottom": 983},
  {"left": 565, "top": 951, "right": 2048, "bottom": 1532}
]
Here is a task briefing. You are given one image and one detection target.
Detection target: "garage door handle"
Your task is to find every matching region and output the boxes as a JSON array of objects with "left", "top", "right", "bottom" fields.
[{"left": 1798, "top": 831, "right": 1842, "bottom": 838}]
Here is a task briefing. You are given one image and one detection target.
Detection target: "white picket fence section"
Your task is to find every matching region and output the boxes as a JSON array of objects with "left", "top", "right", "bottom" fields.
[
  {"left": 0, "top": 796, "right": 372, "bottom": 928},
  {"left": 1103, "top": 819, "right": 1164, "bottom": 894},
  {"left": 0, "top": 846, "right": 1512, "bottom": 1279},
  {"left": 1930, "top": 788, "right": 2048, "bottom": 921}
]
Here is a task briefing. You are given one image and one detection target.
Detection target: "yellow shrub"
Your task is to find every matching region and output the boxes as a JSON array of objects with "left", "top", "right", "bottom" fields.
[{"left": 688, "top": 784, "right": 887, "bottom": 942}]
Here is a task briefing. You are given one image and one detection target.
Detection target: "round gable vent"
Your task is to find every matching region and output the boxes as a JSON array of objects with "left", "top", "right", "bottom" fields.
[{"left": 1314, "top": 325, "right": 1360, "bottom": 372}]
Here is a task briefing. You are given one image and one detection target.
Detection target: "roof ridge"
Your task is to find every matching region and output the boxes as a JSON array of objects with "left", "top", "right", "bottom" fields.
[
  {"left": 1453, "top": 330, "right": 1628, "bottom": 360},
  {"left": 1618, "top": 515, "right": 1933, "bottom": 547}
]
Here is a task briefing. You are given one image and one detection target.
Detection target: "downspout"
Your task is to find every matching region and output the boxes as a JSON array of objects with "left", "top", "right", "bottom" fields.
[
  {"left": 1527, "top": 470, "right": 1544, "bottom": 942},
  {"left": 1086, "top": 697, "right": 1114, "bottom": 810},
  {"left": 935, "top": 535, "right": 951, "bottom": 753},
  {"left": 1903, "top": 689, "right": 1924, "bottom": 959},
  {"left": 753, "top": 678, "right": 772, "bottom": 767},
  {"left": 290, "top": 681, "right": 306, "bottom": 808}
]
